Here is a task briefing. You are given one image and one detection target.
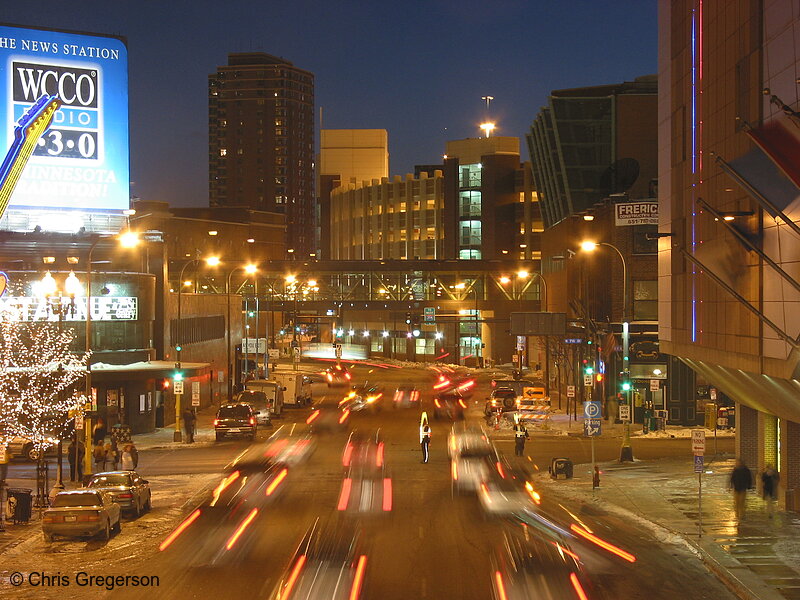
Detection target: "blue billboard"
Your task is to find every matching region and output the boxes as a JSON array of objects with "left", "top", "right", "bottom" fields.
[{"left": 0, "top": 24, "right": 129, "bottom": 214}]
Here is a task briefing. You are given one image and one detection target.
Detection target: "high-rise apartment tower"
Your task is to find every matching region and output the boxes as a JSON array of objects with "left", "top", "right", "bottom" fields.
[{"left": 209, "top": 53, "right": 315, "bottom": 256}]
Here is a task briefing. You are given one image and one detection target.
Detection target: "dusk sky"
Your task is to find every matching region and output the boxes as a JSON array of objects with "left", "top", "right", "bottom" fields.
[{"left": 3, "top": 1, "right": 656, "bottom": 208}]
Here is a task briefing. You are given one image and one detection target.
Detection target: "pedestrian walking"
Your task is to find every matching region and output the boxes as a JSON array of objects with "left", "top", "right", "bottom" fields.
[
  {"left": 761, "top": 464, "right": 779, "bottom": 518},
  {"left": 120, "top": 444, "right": 135, "bottom": 471},
  {"left": 67, "top": 436, "right": 85, "bottom": 482},
  {"left": 729, "top": 458, "right": 753, "bottom": 519},
  {"left": 182, "top": 408, "right": 197, "bottom": 443},
  {"left": 104, "top": 442, "right": 116, "bottom": 471},
  {"left": 92, "top": 418, "right": 107, "bottom": 446},
  {"left": 513, "top": 419, "right": 529, "bottom": 457},
  {"left": 420, "top": 419, "right": 431, "bottom": 464},
  {"left": 93, "top": 441, "right": 106, "bottom": 472},
  {"left": 128, "top": 441, "right": 139, "bottom": 469}
]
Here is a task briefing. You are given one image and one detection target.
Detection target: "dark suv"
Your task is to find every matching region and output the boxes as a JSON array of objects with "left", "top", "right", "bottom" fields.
[
  {"left": 214, "top": 404, "right": 257, "bottom": 441},
  {"left": 484, "top": 387, "right": 518, "bottom": 416}
]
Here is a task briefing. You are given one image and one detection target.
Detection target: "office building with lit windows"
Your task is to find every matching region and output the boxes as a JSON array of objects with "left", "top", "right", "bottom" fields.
[
  {"left": 328, "top": 136, "right": 542, "bottom": 261},
  {"left": 208, "top": 53, "right": 315, "bottom": 257}
]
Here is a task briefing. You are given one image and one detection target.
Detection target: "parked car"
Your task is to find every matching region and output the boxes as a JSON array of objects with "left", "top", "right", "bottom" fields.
[
  {"left": 234, "top": 389, "right": 273, "bottom": 425},
  {"left": 42, "top": 490, "right": 121, "bottom": 542},
  {"left": 86, "top": 471, "right": 152, "bottom": 517},
  {"left": 214, "top": 403, "right": 257, "bottom": 441}
]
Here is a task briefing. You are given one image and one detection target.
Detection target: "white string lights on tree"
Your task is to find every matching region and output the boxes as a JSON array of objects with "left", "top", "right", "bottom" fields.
[{"left": 0, "top": 313, "right": 90, "bottom": 454}]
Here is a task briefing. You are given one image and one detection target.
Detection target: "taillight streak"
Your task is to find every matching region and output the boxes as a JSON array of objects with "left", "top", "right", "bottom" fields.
[
  {"left": 434, "top": 399, "right": 441, "bottom": 408},
  {"left": 451, "top": 460, "right": 458, "bottom": 481},
  {"left": 265, "top": 438, "right": 289, "bottom": 457},
  {"left": 376, "top": 442, "right": 384, "bottom": 467},
  {"left": 494, "top": 571, "right": 508, "bottom": 600},
  {"left": 458, "top": 379, "right": 475, "bottom": 390},
  {"left": 343, "top": 442, "right": 354, "bottom": 466},
  {"left": 382, "top": 478, "right": 392, "bottom": 511},
  {"left": 552, "top": 541, "right": 581, "bottom": 562},
  {"left": 266, "top": 468, "right": 288, "bottom": 496},
  {"left": 570, "top": 572, "right": 589, "bottom": 600},
  {"left": 306, "top": 411, "right": 320, "bottom": 424},
  {"left": 433, "top": 380, "right": 450, "bottom": 389},
  {"left": 338, "top": 478, "right": 352, "bottom": 510},
  {"left": 349, "top": 555, "right": 367, "bottom": 600},
  {"left": 249, "top": 417, "right": 256, "bottom": 425},
  {"left": 278, "top": 554, "right": 306, "bottom": 600},
  {"left": 525, "top": 482, "right": 542, "bottom": 505},
  {"left": 496, "top": 461, "right": 505, "bottom": 478},
  {"left": 225, "top": 507, "right": 259, "bottom": 550},
  {"left": 481, "top": 483, "right": 491, "bottom": 503},
  {"left": 211, "top": 470, "right": 240, "bottom": 506},
  {"left": 339, "top": 409, "right": 350, "bottom": 424},
  {"left": 570, "top": 524, "right": 636, "bottom": 562},
  {"left": 159, "top": 508, "right": 201, "bottom": 551},
  {"left": 458, "top": 399, "right": 467, "bottom": 409}
]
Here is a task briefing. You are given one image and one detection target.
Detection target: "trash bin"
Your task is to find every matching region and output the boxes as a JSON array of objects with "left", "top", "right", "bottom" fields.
[
  {"left": 549, "top": 457, "right": 573, "bottom": 480},
  {"left": 7, "top": 488, "right": 32, "bottom": 523}
]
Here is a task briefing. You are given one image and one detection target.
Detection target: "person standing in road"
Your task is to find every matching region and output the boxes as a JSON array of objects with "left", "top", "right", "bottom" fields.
[
  {"left": 93, "top": 441, "right": 106, "bottom": 472},
  {"left": 121, "top": 444, "right": 135, "bottom": 471},
  {"left": 761, "top": 464, "right": 779, "bottom": 518},
  {"left": 730, "top": 458, "right": 753, "bottom": 519},
  {"left": 420, "top": 419, "right": 431, "bottom": 464},
  {"left": 182, "top": 408, "right": 196, "bottom": 443},
  {"left": 92, "top": 418, "right": 107, "bottom": 446},
  {"left": 513, "top": 418, "right": 529, "bottom": 457}
]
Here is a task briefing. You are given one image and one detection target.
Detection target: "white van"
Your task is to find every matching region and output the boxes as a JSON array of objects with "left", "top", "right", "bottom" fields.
[
  {"left": 271, "top": 371, "right": 312, "bottom": 407},
  {"left": 243, "top": 380, "right": 285, "bottom": 417}
]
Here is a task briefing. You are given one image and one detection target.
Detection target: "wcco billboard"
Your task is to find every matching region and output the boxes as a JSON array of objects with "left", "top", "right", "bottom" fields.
[{"left": 0, "top": 24, "right": 129, "bottom": 215}]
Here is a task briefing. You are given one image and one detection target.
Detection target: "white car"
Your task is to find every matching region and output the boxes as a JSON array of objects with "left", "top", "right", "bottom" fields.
[
  {"left": 477, "top": 475, "right": 536, "bottom": 515},
  {"left": 8, "top": 436, "right": 58, "bottom": 461},
  {"left": 449, "top": 426, "right": 495, "bottom": 494}
]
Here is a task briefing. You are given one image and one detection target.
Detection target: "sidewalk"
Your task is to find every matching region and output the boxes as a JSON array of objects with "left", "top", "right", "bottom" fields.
[
  {"left": 131, "top": 403, "right": 219, "bottom": 450},
  {"left": 535, "top": 455, "right": 800, "bottom": 600}
]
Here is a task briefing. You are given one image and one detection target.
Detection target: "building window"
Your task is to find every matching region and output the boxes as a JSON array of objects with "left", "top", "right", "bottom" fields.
[
  {"left": 459, "top": 191, "right": 481, "bottom": 217},
  {"left": 632, "top": 226, "right": 658, "bottom": 254},
  {"left": 459, "top": 163, "right": 482, "bottom": 188},
  {"left": 219, "top": 148, "right": 227, "bottom": 156},
  {"left": 460, "top": 220, "right": 482, "bottom": 246},
  {"left": 633, "top": 280, "right": 658, "bottom": 320},
  {"left": 459, "top": 249, "right": 482, "bottom": 259}
]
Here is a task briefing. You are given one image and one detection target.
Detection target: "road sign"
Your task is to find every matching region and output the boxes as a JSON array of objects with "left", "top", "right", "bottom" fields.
[
  {"left": 694, "top": 455, "right": 704, "bottom": 473},
  {"left": 424, "top": 307, "right": 435, "bottom": 323},
  {"left": 268, "top": 348, "right": 280, "bottom": 360},
  {"left": 74, "top": 413, "right": 84, "bottom": 431},
  {"left": 583, "top": 374, "right": 593, "bottom": 387},
  {"left": 619, "top": 404, "right": 631, "bottom": 422},
  {"left": 566, "top": 385, "right": 576, "bottom": 398},
  {"left": 334, "top": 345, "right": 342, "bottom": 359},
  {"left": 692, "top": 429, "right": 706, "bottom": 455},
  {"left": 584, "top": 418, "right": 601, "bottom": 437},
  {"left": 564, "top": 338, "right": 583, "bottom": 344},
  {"left": 650, "top": 379, "right": 660, "bottom": 391},
  {"left": 0, "top": 443, "right": 7, "bottom": 464},
  {"left": 192, "top": 381, "right": 200, "bottom": 401},
  {"left": 516, "top": 335, "right": 525, "bottom": 351},
  {"left": 191, "top": 397, "right": 200, "bottom": 407},
  {"left": 583, "top": 401, "right": 601, "bottom": 420},
  {"left": 174, "top": 380, "right": 184, "bottom": 395}
]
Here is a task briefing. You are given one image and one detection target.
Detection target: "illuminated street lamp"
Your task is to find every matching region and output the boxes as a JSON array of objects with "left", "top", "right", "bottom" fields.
[
  {"left": 479, "top": 122, "right": 496, "bottom": 138},
  {"left": 174, "top": 255, "right": 219, "bottom": 441},
  {"left": 580, "top": 240, "right": 632, "bottom": 461},
  {"left": 227, "top": 263, "right": 258, "bottom": 400}
]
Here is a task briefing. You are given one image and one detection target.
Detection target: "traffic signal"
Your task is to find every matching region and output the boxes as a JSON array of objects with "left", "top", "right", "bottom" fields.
[
  {"left": 582, "top": 360, "right": 594, "bottom": 376},
  {"left": 248, "top": 311, "right": 255, "bottom": 317},
  {"left": 161, "top": 379, "right": 170, "bottom": 390},
  {"left": 621, "top": 381, "right": 632, "bottom": 392},
  {"left": 174, "top": 371, "right": 184, "bottom": 382},
  {"left": 405, "top": 312, "right": 412, "bottom": 325},
  {"left": 595, "top": 373, "right": 604, "bottom": 383}
]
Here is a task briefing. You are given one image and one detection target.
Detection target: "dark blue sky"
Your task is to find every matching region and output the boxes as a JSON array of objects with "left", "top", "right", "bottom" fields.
[{"left": 3, "top": 1, "right": 656, "bottom": 207}]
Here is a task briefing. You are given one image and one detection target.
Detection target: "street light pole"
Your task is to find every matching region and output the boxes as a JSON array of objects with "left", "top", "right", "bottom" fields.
[
  {"left": 580, "top": 241, "right": 631, "bottom": 461},
  {"left": 226, "top": 264, "right": 257, "bottom": 400}
]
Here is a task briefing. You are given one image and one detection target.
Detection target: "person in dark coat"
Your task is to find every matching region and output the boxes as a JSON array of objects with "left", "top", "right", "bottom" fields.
[
  {"left": 182, "top": 408, "right": 197, "bottom": 443},
  {"left": 92, "top": 418, "right": 107, "bottom": 446},
  {"left": 513, "top": 419, "right": 529, "bottom": 457},
  {"left": 67, "top": 437, "right": 85, "bottom": 482},
  {"left": 761, "top": 465, "right": 779, "bottom": 517},
  {"left": 730, "top": 458, "right": 753, "bottom": 519}
]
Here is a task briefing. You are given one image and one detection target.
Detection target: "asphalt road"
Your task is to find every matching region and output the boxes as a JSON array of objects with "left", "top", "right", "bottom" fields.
[{"left": 1, "top": 363, "right": 736, "bottom": 599}]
